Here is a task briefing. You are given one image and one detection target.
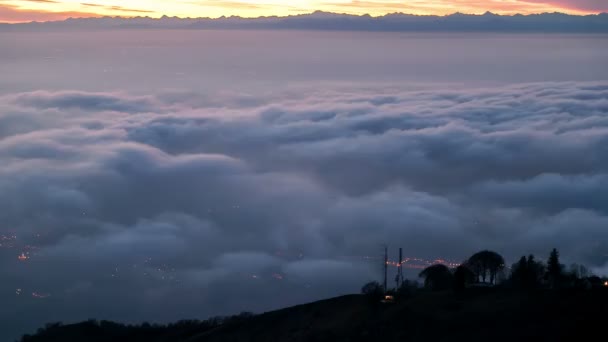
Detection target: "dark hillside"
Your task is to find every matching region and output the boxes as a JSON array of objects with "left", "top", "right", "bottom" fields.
[
  {"left": 191, "top": 289, "right": 608, "bottom": 342},
  {"left": 21, "top": 289, "right": 608, "bottom": 342}
]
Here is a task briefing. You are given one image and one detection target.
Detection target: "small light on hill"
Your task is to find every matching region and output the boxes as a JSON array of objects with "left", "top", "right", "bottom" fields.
[{"left": 381, "top": 295, "right": 395, "bottom": 304}]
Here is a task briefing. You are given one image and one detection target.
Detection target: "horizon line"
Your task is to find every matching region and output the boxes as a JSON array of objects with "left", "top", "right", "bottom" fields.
[{"left": 2, "top": 10, "right": 608, "bottom": 25}]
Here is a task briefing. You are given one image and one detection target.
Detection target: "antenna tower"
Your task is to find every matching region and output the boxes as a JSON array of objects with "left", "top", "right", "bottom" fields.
[
  {"left": 383, "top": 245, "right": 388, "bottom": 292},
  {"left": 395, "top": 247, "right": 403, "bottom": 289}
]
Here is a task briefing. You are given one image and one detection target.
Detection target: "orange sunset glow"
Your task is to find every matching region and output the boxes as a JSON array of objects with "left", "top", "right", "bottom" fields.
[{"left": 0, "top": 0, "right": 606, "bottom": 23}]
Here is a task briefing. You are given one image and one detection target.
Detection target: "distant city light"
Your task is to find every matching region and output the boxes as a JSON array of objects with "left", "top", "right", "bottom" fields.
[
  {"left": 380, "top": 257, "right": 460, "bottom": 269},
  {"left": 32, "top": 292, "right": 50, "bottom": 299}
]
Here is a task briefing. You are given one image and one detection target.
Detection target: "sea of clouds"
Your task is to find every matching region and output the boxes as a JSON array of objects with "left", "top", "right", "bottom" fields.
[{"left": 1, "top": 81, "right": 608, "bottom": 338}]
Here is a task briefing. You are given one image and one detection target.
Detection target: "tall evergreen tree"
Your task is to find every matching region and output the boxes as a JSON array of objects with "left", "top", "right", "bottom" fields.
[
  {"left": 547, "top": 248, "right": 562, "bottom": 289},
  {"left": 510, "top": 256, "right": 528, "bottom": 289},
  {"left": 526, "top": 255, "right": 545, "bottom": 289}
]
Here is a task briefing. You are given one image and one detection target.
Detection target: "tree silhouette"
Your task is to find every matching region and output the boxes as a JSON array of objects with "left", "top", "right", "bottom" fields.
[
  {"left": 510, "top": 254, "right": 544, "bottom": 289},
  {"left": 510, "top": 256, "right": 529, "bottom": 289},
  {"left": 453, "top": 265, "right": 474, "bottom": 291},
  {"left": 587, "top": 276, "right": 603, "bottom": 288},
  {"left": 396, "top": 279, "right": 419, "bottom": 298},
  {"left": 419, "top": 264, "right": 453, "bottom": 291},
  {"left": 547, "top": 248, "right": 563, "bottom": 289},
  {"left": 526, "top": 255, "right": 545, "bottom": 288},
  {"left": 569, "top": 263, "right": 589, "bottom": 279},
  {"left": 511, "top": 256, "right": 528, "bottom": 288},
  {"left": 466, "top": 250, "right": 505, "bottom": 284},
  {"left": 361, "top": 281, "right": 384, "bottom": 300}
]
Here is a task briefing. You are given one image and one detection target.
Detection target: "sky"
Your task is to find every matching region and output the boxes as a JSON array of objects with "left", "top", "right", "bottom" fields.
[
  {"left": 1, "top": 30, "right": 608, "bottom": 340},
  {"left": 1, "top": 0, "right": 608, "bottom": 23}
]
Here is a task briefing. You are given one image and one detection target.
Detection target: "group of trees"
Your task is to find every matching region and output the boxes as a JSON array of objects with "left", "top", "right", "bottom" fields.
[
  {"left": 20, "top": 313, "right": 256, "bottom": 342},
  {"left": 420, "top": 248, "right": 606, "bottom": 291},
  {"left": 508, "top": 248, "right": 605, "bottom": 290},
  {"left": 510, "top": 254, "right": 545, "bottom": 289},
  {"left": 413, "top": 250, "right": 506, "bottom": 291},
  {"left": 362, "top": 248, "right": 607, "bottom": 298}
]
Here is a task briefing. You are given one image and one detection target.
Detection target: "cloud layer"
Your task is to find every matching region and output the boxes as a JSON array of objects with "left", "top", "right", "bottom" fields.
[{"left": 2, "top": 82, "right": 608, "bottom": 339}]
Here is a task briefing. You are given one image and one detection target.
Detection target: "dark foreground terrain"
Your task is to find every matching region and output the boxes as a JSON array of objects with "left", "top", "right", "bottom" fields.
[{"left": 20, "top": 289, "right": 608, "bottom": 342}]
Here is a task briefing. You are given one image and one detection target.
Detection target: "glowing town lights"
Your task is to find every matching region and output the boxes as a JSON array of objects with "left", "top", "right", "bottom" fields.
[
  {"left": 604, "top": 281, "right": 608, "bottom": 287},
  {"left": 0, "top": 233, "right": 17, "bottom": 248},
  {"left": 377, "top": 257, "right": 460, "bottom": 270},
  {"left": 18, "top": 253, "right": 29, "bottom": 261},
  {"left": 32, "top": 292, "right": 50, "bottom": 299}
]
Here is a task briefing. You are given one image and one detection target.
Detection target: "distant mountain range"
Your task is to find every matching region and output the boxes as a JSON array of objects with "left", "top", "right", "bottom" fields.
[{"left": 2, "top": 11, "right": 608, "bottom": 32}]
